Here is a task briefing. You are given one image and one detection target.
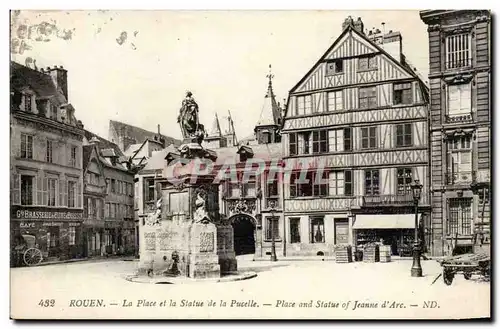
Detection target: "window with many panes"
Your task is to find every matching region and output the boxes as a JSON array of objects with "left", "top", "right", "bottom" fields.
[
  {"left": 359, "top": 86, "right": 377, "bottom": 109},
  {"left": 361, "top": 126, "right": 377, "bottom": 149},
  {"left": 327, "top": 91, "right": 343, "bottom": 111},
  {"left": 327, "top": 128, "right": 352, "bottom": 152},
  {"left": 312, "top": 130, "right": 328, "bottom": 154},
  {"left": 397, "top": 168, "right": 412, "bottom": 195},
  {"left": 445, "top": 33, "right": 471, "bottom": 70},
  {"left": 289, "top": 133, "right": 297, "bottom": 156},
  {"left": 20, "top": 134, "right": 33, "bottom": 159},
  {"left": 289, "top": 171, "right": 327, "bottom": 198},
  {"left": 447, "top": 135, "right": 472, "bottom": 183},
  {"left": 448, "top": 83, "right": 471, "bottom": 116},
  {"left": 298, "top": 131, "right": 311, "bottom": 155},
  {"left": 48, "top": 178, "right": 57, "bottom": 206},
  {"left": 358, "top": 55, "right": 377, "bottom": 71},
  {"left": 290, "top": 218, "right": 301, "bottom": 243},
  {"left": 266, "top": 176, "right": 278, "bottom": 197},
  {"left": 396, "top": 123, "right": 413, "bottom": 147},
  {"left": 144, "top": 178, "right": 155, "bottom": 202},
  {"left": 310, "top": 217, "right": 325, "bottom": 243},
  {"left": 242, "top": 175, "right": 257, "bottom": 197},
  {"left": 328, "top": 170, "right": 352, "bottom": 196},
  {"left": 394, "top": 82, "right": 413, "bottom": 105},
  {"left": 70, "top": 146, "right": 77, "bottom": 167},
  {"left": 46, "top": 140, "right": 53, "bottom": 163},
  {"left": 21, "top": 175, "right": 34, "bottom": 205},
  {"left": 326, "top": 59, "right": 343, "bottom": 75},
  {"left": 265, "top": 216, "right": 280, "bottom": 240},
  {"left": 296, "top": 95, "right": 312, "bottom": 116},
  {"left": 447, "top": 198, "right": 472, "bottom": 235},
  {"left": 24, "top": 94, "right": 32, "bottom": 112},
  {"left": 365, "top": 170, "right": 380, "bottom": 196}
]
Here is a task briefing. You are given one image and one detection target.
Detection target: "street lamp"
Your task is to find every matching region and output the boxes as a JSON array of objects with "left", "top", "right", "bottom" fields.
[
  {"left": 410, "top": 179, "right": 423, "bottom": 277},
  {"left": 269, "top": 200, "right": 278, "bottom": 262}
]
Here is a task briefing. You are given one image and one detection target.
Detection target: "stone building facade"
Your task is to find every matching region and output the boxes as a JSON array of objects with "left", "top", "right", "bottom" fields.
[
  {"left": 420, "top": 10, "right": 491, "bottom": 256},
  {"left": 10, "top": 61, "right": 85, "bottom": 265}
]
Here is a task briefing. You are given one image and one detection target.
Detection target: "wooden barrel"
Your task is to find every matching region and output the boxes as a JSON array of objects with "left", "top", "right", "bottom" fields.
[{"left": 379, "top": 245, "right": 391, "bottom": 263}]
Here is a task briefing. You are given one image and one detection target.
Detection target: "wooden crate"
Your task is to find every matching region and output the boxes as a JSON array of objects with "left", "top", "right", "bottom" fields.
[
  {"left": 363, "top": 244, "right": 380, "bottom": 263},
  {"left": 335, "top": 245, "right": 353, "bottom": 263}
]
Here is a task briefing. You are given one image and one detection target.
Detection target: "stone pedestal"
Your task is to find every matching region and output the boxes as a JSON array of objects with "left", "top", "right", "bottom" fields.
[
  {"left": 188, "top": 223, "right": 220, "bottom": 279},
  {"left": 216, "top": 223, "right": 238, "bottom": 274}
]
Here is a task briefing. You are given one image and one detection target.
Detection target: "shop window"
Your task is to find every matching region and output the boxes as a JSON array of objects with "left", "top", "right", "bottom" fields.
[
  {"left": 20, "top": 134, "right": 33, "bottom": 159},
  {"left": 290, "top": 218, "right": 301, "bottom": 244},
  {"left": 265, "top": 216, "right": 280, "bottom": 240},
  {"left": 21, "top": 175, "right": 34, "bottom": 205},
  {"left": 396, "top": 123, "right": 413, "bottom": 147},
  {"left": 310, "top": 216, "right": 325, "bottom": 243},
  {"left": 361, "top": 126, "right": 377, "bottom": 149},
  {"left": 364, "top": 169, "right": 380, "bottom": 196},
  {"left": 448, "top": 198, "right": 472, "bottom": 235},
  {"left": 393, "top": 82, "right": 413, "bottom": 105},
  {"left": 397, "top": 168, "right": 413, "bottom": 195}
]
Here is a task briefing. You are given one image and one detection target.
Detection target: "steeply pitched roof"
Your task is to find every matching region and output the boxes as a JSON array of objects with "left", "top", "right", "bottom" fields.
[
  {"left": 82, "top": 145, "right": 94, "bottom": 172},
  {"left": 10, "top": 61, "right": 66, "bottom": 105},
  {"left": 256, "top": 76, "right": 282, "bottom": 127},
  {"left": 109, "top": 120, "right": 182, "bottom": 147},
  {"left": 138, "top": 144, "right": 178, "bottom": 173},
  {"left": 84, "top": 130, "right": 124, "bottom": 158}
]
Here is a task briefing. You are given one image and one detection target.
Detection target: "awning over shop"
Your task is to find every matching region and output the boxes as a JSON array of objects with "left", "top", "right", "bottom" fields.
[{"left": 353, "top": 214, "right": 420, "bottom": 230}]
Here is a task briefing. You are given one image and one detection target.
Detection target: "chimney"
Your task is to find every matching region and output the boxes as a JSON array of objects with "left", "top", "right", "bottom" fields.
[
  {"left": 353, "top": 17, "right": 364, "bottom": 34},
  {"left": 48, "top": 65, "right": 69, "bottom": 100},
  {"left": 382, "top": 30, "right": 403, "bottom": 62},
  {"left": 341, "top": 16, "right": 354, "bottom": 31}
]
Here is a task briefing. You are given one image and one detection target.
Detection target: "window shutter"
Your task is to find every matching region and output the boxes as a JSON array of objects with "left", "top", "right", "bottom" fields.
[
  {"left": 59, "top": 179, "right": 64, "bottom": 206},
  {"left": 143, "top": 178, "right": 148, "bottom": 204},
  {"left": 11, "top": 173, "right": 20, "bottom": 205},
  {"left": 62, "top": 179, "right": 68, "bottom": 207},
  {"left": 77, "top": 182, "right": 82, "bottom": 208},
  {"left": 43, "top": 177, "right": 48, "bottom": 206},
  {"left": 36, "top": 175, "right": 43, "bottom": 205}
]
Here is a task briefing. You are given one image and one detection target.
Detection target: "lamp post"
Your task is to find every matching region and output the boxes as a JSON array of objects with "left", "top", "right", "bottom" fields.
[
  {"left": 269, "top": 200, "right": 278, "bottom": 262},
  {"left": 410, "top": 179, "right": 423, "bottom": 277}
]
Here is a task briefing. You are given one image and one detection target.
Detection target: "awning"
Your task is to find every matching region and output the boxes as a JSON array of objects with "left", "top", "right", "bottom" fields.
[{"left": 352, "top": 214, "right": 420, "bottom": 230}]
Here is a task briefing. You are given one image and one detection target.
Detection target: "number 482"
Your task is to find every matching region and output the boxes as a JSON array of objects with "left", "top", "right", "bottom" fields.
[{"left": 39, "top": 299, "right": 55, "bottom": 307}]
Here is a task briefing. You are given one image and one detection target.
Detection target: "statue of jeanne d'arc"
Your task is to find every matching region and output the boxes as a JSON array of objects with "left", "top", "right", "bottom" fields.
[{"left": 177, "top": 91, "right": 205, "bottom": 143}]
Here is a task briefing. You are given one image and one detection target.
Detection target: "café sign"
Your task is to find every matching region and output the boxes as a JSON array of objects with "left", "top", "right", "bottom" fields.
[{"left": 12, "top": 206, "right": 83, "bottom": 221}]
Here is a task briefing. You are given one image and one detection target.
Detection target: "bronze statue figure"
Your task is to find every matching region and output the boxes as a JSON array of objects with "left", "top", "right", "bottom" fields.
[{"left": 177, "top": 91, "right": 206, "bottom": 144}]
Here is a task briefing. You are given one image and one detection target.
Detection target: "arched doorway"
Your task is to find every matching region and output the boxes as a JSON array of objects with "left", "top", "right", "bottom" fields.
[{"left": 230, "top": 214, "right": 256, "bottom": 256}]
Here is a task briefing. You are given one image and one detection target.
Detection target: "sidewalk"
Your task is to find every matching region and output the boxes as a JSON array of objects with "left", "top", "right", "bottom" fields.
[{"left": 33, "top": 255, "right": 138, "bottom": 267}]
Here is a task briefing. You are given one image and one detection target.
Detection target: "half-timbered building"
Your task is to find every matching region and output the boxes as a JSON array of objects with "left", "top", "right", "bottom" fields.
[
  {"left": 420, "top": 10, "right": 491, "bottom": 256},
  {"left": 281, "top": 16, "right": 430, "bottom": 257}
]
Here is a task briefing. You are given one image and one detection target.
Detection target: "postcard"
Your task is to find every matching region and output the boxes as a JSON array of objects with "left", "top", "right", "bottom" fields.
[{"left": 9, "top": 9, "right": 491, "bottom": 320}]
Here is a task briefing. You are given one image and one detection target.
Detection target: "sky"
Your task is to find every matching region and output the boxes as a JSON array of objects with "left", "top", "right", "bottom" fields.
[{"left": 10, "top": 10, "right": 430, "bottom": 142}]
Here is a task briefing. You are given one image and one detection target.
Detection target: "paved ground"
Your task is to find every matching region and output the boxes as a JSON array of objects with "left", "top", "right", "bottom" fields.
[{"left": 10, "top": 256, "right": 490, "bottom": 320}]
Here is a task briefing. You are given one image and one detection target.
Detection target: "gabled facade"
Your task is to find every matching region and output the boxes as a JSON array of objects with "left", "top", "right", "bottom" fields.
[
  {"left": 10, "top": 61, "right": 85, "bottom": 265},
  {"left": 281, "top": 17, "right": 431, "bottom": 257},
  {"left": 420, "top": 10, "right": 491, "bottom": 256}
]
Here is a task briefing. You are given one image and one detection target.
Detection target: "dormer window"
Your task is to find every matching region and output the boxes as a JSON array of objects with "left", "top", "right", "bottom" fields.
[
  {"left": 50, "top": 103, "right": 58, "bottom": 120},
  {"left": 24, "top": 94, "right": 32, "bottom": 112}
]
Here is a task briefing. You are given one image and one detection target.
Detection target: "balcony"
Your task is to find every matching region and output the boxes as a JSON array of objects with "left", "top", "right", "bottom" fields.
[
  {"left": 362, "top": 194, "right": 414, "bottom": 207},
  {"left": 445, "top": 112, "right": 473, "bottom": 124},
  {"left": 445, "top": 171, "right": 475, "bottom": 185}
]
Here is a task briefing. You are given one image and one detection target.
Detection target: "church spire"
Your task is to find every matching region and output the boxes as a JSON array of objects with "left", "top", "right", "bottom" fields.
[{"left": 256, "top": 64, "right": 281, "bottom": 127}]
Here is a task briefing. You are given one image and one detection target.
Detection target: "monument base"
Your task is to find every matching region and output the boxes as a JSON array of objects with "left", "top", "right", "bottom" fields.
[
  {"left": 217, "top": 223, "right": 238, "bottom": 274},
  {"left": 188, "top": 222, "right": 221, "bottom": 279}
]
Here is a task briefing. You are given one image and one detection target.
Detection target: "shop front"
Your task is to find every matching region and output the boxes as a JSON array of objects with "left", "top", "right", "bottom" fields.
[
  {"left": 352, "top": 214, "right": 419, "bottom": 256},
  {"left": 10, "top": 206, "right": 84, "bottom": 265},
  {"left": 82, "top": 219, "right": 105, "bottom": 258}
]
